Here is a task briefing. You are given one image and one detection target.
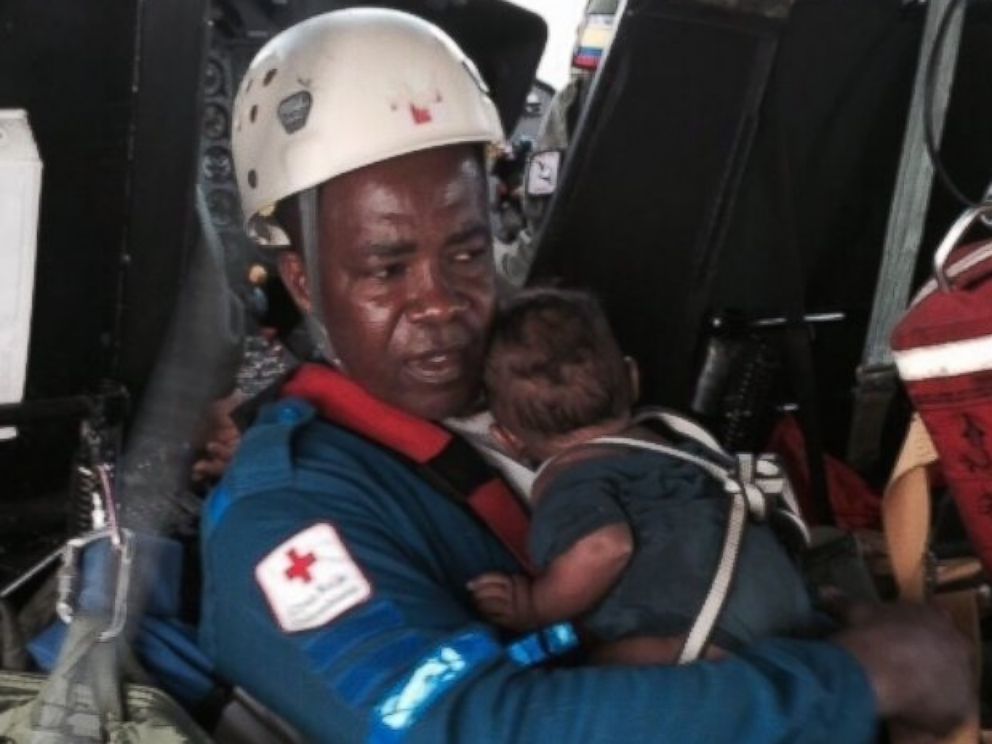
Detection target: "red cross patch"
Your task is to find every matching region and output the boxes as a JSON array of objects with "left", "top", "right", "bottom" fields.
[
  {"left": 255, "top": 523, "right": 372, "bottom": 633},
  {"left": 285, "top": 549, "right": 316, "bottom": 582}
]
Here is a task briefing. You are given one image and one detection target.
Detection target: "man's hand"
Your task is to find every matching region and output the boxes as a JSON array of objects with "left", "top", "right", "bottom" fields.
[
  {"left": 468, "top": 573, "right": 540, "bottom": 632},
  {"left": 192, "top": 392, "right": 244, "bottom": 483},
  {"left": 831, "top": 601, "right": 975, "bottom": 737}
]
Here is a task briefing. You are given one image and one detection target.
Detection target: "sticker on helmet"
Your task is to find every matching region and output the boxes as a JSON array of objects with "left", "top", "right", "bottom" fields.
[{"left": 278, "top": 91, "right": 313, "bottom": 134}]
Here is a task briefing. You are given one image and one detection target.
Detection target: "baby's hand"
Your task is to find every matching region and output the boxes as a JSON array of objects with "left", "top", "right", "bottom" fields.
[{"left": 467, "top": 572, "right": 539, "bottom": 632}]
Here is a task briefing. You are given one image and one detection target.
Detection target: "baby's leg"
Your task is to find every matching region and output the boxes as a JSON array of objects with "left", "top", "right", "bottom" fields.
[{"left": 589, "top": 635, "right": 726, "bottom": 666}]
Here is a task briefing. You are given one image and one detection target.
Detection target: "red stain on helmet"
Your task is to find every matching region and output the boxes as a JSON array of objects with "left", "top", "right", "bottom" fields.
[{"left": 409, "top": 103, "right": 432, "bottom": 124}]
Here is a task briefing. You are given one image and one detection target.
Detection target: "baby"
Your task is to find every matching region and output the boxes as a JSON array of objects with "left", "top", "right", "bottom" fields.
[{"left": 470, "top": 287, "right": 815, "bottom": 664}]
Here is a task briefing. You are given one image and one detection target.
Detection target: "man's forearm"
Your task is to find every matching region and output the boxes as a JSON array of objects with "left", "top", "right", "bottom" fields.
[{"left": 409, "top": 638, "right": 879, "bottom": 744}]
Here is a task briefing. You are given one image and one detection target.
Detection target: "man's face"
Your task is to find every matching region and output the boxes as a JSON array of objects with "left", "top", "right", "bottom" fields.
[{"left": 283, "top": 145, "right": 496, "bottom": 420}]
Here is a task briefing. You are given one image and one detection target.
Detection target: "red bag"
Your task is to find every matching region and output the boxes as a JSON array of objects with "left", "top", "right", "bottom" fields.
[
  {"left": 766, "top": 415, "right": 881, "bottom": 531},
  {"left": 891, "top": 206, "right": 992, "bottom": 575}
]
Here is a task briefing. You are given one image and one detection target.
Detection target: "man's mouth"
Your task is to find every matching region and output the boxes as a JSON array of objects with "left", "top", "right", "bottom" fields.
[{"left": 404, "top": 348, "right": 468, "bottom": 385}]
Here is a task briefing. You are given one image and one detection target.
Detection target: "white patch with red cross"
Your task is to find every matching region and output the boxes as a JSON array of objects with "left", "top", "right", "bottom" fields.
[{"left": 255, "top": 523, "right": 372, "bottom": 633}]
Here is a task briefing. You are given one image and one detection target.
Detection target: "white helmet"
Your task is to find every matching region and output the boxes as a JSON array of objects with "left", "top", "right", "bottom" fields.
[{"left": 232, "top": 7, "right": 504, "bottom": 246}]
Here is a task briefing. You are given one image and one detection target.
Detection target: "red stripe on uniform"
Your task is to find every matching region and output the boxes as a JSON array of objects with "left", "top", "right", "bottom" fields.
[
  {"left": 283, "top": 363, "right": 450, "bottom": 462},
  {"left": 468, "top": 480, "right": 533, "bottom": 572}
]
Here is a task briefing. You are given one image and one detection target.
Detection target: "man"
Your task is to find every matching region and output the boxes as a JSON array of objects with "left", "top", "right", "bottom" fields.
[{"left": 199, "top": 9, "right": 972, "bottom": 743}]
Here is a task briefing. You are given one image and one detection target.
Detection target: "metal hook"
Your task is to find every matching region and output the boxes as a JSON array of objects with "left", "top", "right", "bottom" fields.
[
  {"left": 96, "top": 463, "right": 122, "bottom": 549},
  {"left": 933, "top": 202, "right": 992, "bottom": 291},
  {"left": 55, "top": 527, "right": 135, "bottom": 642}
]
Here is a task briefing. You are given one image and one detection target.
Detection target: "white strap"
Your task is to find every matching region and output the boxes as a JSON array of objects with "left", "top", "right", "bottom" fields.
[
  {"left": 736, "top": 454, "right": 767, "bottom": 520},
  {"left": 628, "top": 410, "right": 806, "bottom": 532},
  {"left": 633, "top": 408, "right": 729, "bottom": 459},
  {"left": 586, "top": 435, "right": 752, "bottom": 662},
  {"left": 678, "top": 485, "right": 749, "bottom": 664},
  {"left": 589, "top": 436, "right": 733, "bottom": 483},
  {"left": 750, "top": 454, "right": 811, "bottom": 546},
  {"left": 583, "top": 435, "right": 810, "bottom": 661}
]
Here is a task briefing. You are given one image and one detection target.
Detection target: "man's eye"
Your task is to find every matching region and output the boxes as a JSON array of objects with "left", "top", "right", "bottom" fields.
[
  {"left": 370, "top": 263, "right": 406, "bottom": 280},
  {"left": 451, "top": 247, "right": 487, "bottom": 264}
]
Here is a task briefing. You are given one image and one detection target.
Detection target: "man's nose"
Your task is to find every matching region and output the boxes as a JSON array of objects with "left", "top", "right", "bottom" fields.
[{"left": 407, "top": 263, "right": 468, "bottom": 323}]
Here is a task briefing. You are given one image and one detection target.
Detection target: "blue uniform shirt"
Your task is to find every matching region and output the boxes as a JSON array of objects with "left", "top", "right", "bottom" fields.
[{"left": 200, "top": 398, "right": 879, "bottom": 743}]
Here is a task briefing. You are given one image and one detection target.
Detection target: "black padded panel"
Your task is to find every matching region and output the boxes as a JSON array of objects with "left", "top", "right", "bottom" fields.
[{"left": 530, "top": 0, "right": 786, "bottom": 406}]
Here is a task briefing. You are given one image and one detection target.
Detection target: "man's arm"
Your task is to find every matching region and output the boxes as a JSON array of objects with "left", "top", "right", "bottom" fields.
[
  {"left": 200, "top": 411, "right": 972, "bottom": 744},
  {"left": 203, "top": 495, "right": 883, "bottom": 743},
  {"left": 469, "top": 522, "right": 633, "bottom": 631},
  {"left": 832, "top": 600, "right": 974, "bottom": 735}
]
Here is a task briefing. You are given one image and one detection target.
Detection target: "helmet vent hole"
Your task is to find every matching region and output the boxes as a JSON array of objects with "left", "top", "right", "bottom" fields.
[
  {"left": 250, "top": 105, "right": 258, "bottom": 123},
  {"left": 248, "top": 170, "right": 258, "bottom": 189},
  {"left": 245, "top": 78, "right": 253, "bottom": 93},
  {"left": 263, "top": 68, "right": 278, "bottom": 86}
]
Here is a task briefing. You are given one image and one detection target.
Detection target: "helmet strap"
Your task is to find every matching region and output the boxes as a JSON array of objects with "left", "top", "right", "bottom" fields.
[{"left": 298, "top": 187, "right": 336, "bottom": 364}]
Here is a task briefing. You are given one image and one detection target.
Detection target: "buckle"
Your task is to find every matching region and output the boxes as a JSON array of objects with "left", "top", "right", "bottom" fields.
[{"left": 55, "top": 527, "right": 135, "bottom": 642}]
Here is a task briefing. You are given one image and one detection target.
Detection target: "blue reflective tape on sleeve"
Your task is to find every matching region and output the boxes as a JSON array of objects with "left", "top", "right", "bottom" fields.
[
  {"left": 507, "top": 622, "right": 579, "bottom": 667},
  {"left": 334, "top": 631, "right": 435, "bottom": 708},
  {"left": 542, "top": 623, "right": 579, "bottom": 656},
  {"left": 506, "top": 633, "right": 544, "bottom": 667},
  {"left": 304, "top": 602, "right": 405, "bottom": 675},
  {"left": 369, "top": 630, "right": 501, "bottom": 744}
]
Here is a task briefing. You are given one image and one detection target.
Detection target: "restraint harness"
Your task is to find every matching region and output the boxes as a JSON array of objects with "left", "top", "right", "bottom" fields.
[
  {"left": 284, "top": 365, "right": 808, "bottom": 663},
  {"left": 282, "top": 363, "right": 533, "bottom": 572},
  {"left": 536, "top": 409, "right": 809, "bottom": 664}
]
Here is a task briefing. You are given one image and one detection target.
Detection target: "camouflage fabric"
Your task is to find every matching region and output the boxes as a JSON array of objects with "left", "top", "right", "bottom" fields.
[
  {"left": 0, "top": 600, "right": 28, "bottom": 672},
  {"left": 0, "top": 616, "right": 210, "bottom": 744},
  {"left": 520, "top": 76, "right": 583, "bottom": 231}
]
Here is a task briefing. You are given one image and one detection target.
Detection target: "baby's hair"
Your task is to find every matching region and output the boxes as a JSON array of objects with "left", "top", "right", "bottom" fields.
[{"left": 484, "top": 287, "right": 633, "bottom": 437}]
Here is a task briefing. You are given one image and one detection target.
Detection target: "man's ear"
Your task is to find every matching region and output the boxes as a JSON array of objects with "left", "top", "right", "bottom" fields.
[
  {"left": 490, "top": 421, "right": 527, "bottom": 461},
  {"left": 625, "top": 356, "right": 641, "bottom": 402},
  {"left": 277, "top": 251, "right": 313, "bottom": 314}
]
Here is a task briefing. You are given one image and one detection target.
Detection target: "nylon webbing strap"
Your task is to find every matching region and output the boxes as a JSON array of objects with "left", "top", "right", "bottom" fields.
[
  {"left": 298, "top": 188, "right": 334, "bottom": 362},
  {"left": 420, "top": 436, "right": 533, "bottom": 573},
  {"left": 630, "top": 411, "right": 808, "bottom": 542},
  {"left": 585, "top": 435, "right": 747, "bottom": 662},
  {"left": 679, "top": 488, "right": 747, "bottom": 664},
  {"left": 587, "top": 412, "right": 808, "bottom": 663},
  {"left": 633, "top": 408, "right": 726, "bottom": 455},
  {"left": 847, "top": 0, "right": 967, "bottom": 467},
  {"left": 589, "top": 436, "right": 732, "bottom": 483},
  {"left": 282, "top": 364, "right": 533, "bottom": 571}
]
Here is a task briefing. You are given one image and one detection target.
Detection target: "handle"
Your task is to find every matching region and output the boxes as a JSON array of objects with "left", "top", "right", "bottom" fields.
[
  {"left": 55, "top": 527, "right": 135, "bottom": 642},
  {"left": 934, "top": 202, "right": 992, "bottom": 291}
]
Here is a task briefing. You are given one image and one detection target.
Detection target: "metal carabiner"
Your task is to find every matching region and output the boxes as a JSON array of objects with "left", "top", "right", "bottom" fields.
[
  {"left": 933, "top": 202, "right": 992, "bottom": 291},
  {"left": 55, "top": 526, "right": 135, "bottom": 642}
]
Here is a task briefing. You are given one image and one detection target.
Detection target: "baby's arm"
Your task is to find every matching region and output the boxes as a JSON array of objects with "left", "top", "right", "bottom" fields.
[{"left": 470, "top": 523, "right": 634, "bottom": 632}]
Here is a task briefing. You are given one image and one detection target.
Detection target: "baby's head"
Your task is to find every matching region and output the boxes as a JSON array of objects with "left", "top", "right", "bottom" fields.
[{"left": 484, "top": 287, "right": 638, "bottom": 464}]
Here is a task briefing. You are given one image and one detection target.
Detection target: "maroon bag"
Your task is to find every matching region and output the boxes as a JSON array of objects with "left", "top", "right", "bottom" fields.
[{"left": 891, "top": 205, "right": 992, "bottom": 574}]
